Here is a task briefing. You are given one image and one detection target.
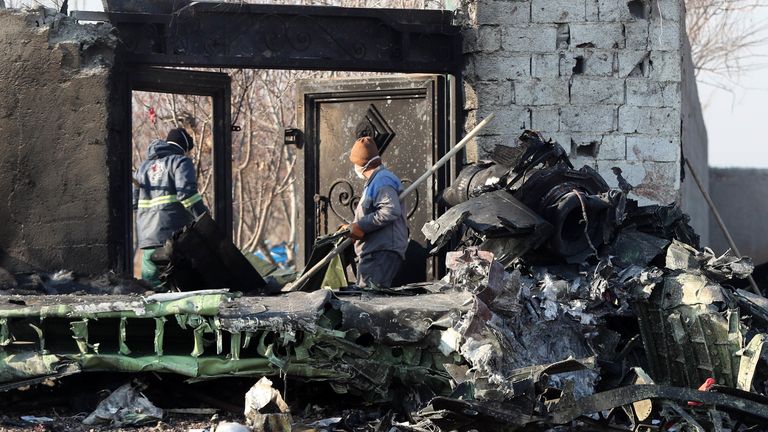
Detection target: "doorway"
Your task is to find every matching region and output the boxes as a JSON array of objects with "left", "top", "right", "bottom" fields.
[
  {"left": 127, "top": 68, "right": 232, "bottom": 275},
  {"left": 109, "top": 3, "right": 463, "bottom": 276}
]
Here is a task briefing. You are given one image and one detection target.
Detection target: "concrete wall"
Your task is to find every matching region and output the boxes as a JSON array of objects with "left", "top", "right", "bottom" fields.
[
  {"left": 679, "top": 35, "right": 709, "bottom": 244},
  {"left": 461, "top": 0, "right": 686, "bottom": 206},
  {"left": 0, "top": 10, "right": 118, "bottom": 274},
  {"left": 709, "top": 168, "right": 768, "bottom": 265}
]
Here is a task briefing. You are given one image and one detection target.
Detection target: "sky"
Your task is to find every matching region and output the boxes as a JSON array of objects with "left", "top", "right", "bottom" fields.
[
  {"left": 698, "top": 4, "right": 768, "bottom": 168},
  {"left": 14, "top": 0, "right": 768, "bottom": 168}
]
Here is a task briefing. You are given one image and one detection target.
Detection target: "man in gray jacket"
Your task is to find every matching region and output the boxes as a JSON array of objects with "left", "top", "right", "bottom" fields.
[
  {"left": 345, "top": 136, "right": 408, "bottom": 288},
  {"left": 133, "top": 128, "right": 209, "bottom": 287}
]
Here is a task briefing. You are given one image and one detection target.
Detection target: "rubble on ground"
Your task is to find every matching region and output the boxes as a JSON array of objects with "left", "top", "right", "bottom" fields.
[{"left": 1, "top": 131, "right": 767, "bottom": 430}]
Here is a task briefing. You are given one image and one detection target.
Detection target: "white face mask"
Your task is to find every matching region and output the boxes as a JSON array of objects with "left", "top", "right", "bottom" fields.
[
  {"left": 354, "top": 164, "right": 366, "bottom": 179},
  {"left": 353, "top": 156, "right": 380, "bottom": 180}
]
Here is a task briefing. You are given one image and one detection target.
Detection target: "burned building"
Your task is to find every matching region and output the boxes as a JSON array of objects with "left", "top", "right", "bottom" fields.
[
  {"left": 1, "top": 0, "right": 765, "bottom": 431},
  {"left": 0, "top": 0, "right": 715, "bottom": 276}
]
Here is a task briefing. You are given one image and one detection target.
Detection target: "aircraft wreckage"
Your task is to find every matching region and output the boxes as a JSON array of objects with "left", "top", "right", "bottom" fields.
[{"left": 2, "top": 132, "right": 767, "bottom": 430}]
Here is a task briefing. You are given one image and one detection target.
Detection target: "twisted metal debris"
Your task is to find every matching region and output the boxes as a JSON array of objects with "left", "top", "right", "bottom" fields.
[{"left": 1, "top": 131, "right": 766, "bottom": 431}]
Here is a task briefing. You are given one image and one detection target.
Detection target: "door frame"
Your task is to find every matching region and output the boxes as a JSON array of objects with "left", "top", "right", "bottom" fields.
[
  {"left": 123, "top": 67, "right": 232, "bottom": 273},
  {"left": 104, "top": 3, "right": 464, "bottom": 274}
]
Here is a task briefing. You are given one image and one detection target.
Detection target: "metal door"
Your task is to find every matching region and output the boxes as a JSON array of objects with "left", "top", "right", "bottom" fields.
[{"left": 296, "top": 75, "right": 451, "bottom": 284}]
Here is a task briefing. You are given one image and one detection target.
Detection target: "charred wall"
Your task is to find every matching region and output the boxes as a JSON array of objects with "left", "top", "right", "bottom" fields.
[{"left": 0, "top": 9, "right": 120, "bottom": 274}]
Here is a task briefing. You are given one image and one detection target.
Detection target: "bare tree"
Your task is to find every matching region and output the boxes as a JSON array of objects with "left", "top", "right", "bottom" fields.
[{"left": 685, "top": 0, "right": 768, "bottom": 90}]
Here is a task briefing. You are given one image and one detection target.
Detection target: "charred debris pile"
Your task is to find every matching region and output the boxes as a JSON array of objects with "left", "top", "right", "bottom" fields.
[
  {"left": 1, "top": 132, "right": 768, "bottom": 431},
  {"left": 410, "top": 131, "right": 767, "bottom": 430}
]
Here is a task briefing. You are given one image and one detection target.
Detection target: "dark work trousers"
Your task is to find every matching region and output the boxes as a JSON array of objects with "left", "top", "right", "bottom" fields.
[{"left": 357, "top": 250, "right": 403, "bottom": 288}]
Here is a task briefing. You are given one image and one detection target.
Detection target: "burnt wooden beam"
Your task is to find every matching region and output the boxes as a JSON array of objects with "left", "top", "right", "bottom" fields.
[{"left": 107, "top": 2, "right": 462, "bottom": 73}]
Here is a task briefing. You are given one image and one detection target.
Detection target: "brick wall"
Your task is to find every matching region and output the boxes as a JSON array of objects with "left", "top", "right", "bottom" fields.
[{"left": 462, "top": 0, "right": 685, "bottom": 205}]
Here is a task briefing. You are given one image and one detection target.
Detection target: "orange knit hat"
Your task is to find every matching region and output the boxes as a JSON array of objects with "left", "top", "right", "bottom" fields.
[{"left": 349, "top": 136, "right": 379, "bottom": 166}]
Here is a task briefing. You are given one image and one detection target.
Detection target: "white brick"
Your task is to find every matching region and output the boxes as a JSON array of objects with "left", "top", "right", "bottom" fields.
[
  {"left": 649, "top": 51, "right": 681, "bottom": 81},
  {"left": 617, "top": 50, "right": 649, "bottom": 78},
  {"left": 480, "top": 107, "right": 532, "bottom": 135},
  {"left": 625, "top": 21, "right": 649, "bottom": 50},
  {"left": 619, "top": 106, "right": 680, "bottom": 135},
  {"left": 570, "top": 77, "right": 625, "bottom": 104},
  {"left": 597, "top": 135, "right": 627, "bottom": 160},
  {"left": 515, "top": 78, "right": 569, "bottom": 105},
  {"left": 597, "top": 161, "right": 646, "bottom": 191},
  {"left": 502, "top": 24, "right": 558, "bottom": 52},
  {"left": 531, "top": 0, "right": 586, "bottom": 22},
  {"left": 475, "top": 80, "right": 515, "bottom": 107},
  {"left": 561, "top": 105, "right": 616, "bottom": 132},
  {"left": 532, "top": 53, "right": 560, "bottom": 78},
  {"left": 478, "top": 26, "right": 502, "bottom": 52},
  {"left": 476, "top": 0, "right": 531, "bottom": 25},
  {"left": 648, "top": 19, "right": 681, "bottom": 51},
  {"left": 582, "top": 50, "right": 616, "bottom": 76},
  {"left": 570, "top": 23, "right": 625, "bottom": 49},
  {"left": 560, "top": 49, "right": 615, "bottom": 77},
  {"left": 596, "top": 0, "right": 638, "bottom": 21},
  {"left": 626, "top": 79, "right": 680, "bottom": 107},
  {"left": 633, "top": 161, "right": 680, "bottom": 204},
  {"left": 531, "top": 106, "right": 560, "bottom": 130},
  {"left": 586, "top": 0, "right": 600, "bottom": 21},
  {"left": 473, "top": 53, "right": 530, "bottom": 81},
  {"left": 596, "top": 160, "right": 673, "bottom": 204},
  {"left": 651, "top": 0, "right": 682, "bottom": 22},
  {"left": 627, "top": 135, "right": 681, "bottom": 162},
  {"left": 597, "top": 160, "right": 680, "bottom": 204}
]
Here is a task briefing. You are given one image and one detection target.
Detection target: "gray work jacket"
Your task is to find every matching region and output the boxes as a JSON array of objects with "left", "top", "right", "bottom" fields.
[
  {"left": 353, "top": 166, "right": 409, "bottom": 259},
  {"left": 133, "top": 140, "right": 209, "bottom": 249}
]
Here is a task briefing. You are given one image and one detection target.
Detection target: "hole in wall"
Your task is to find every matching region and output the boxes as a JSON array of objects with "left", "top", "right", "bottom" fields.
[
  {"left": 572, "top": 56, "right": 585, "bottom": 75},
  {"left": 556, "top": 24, "right": 570, "bottom": 48},
  {"left": 627, "top": 0, "right": 648, "bottom": 19},
  {"left": 571, "top": 140, "right": 598, "bottom": 157},
  {"left": 628, "top": 53, "right": 650, "bottom": 77}
]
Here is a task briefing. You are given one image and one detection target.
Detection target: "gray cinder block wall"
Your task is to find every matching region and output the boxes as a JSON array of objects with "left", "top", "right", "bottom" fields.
[
  {"left": 709, "top": 169, "right": 768, "bottom": 265},
  {"left": 0, "top": 10, "right": 119, "bottom": 273},
  {"left": 461, "top": 0, "right": 696, "bottom": 210},
  {"left": 679, "top": 36, "right": 709, "bottom": 245}
]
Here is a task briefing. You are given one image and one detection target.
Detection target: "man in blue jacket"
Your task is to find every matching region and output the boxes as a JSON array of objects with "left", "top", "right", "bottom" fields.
[
  {"left": 133, "top": 128, "right": 209, "bottom": 287},
  {"left": 345, "top": 136, "right": 408, "bottom": 288}
]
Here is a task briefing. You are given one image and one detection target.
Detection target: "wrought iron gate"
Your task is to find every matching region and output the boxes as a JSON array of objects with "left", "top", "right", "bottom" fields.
[{"left": 296, "top": 75, "right": 451, "bottom": 284}]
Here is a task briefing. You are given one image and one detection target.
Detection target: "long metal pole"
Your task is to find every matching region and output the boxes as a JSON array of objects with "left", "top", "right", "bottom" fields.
[
  {"left": 684, "top": 158, "right": 761, "bottom": 295},
  {"left": 283, "top": 113, "right": 496, "bottom": 292}
]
